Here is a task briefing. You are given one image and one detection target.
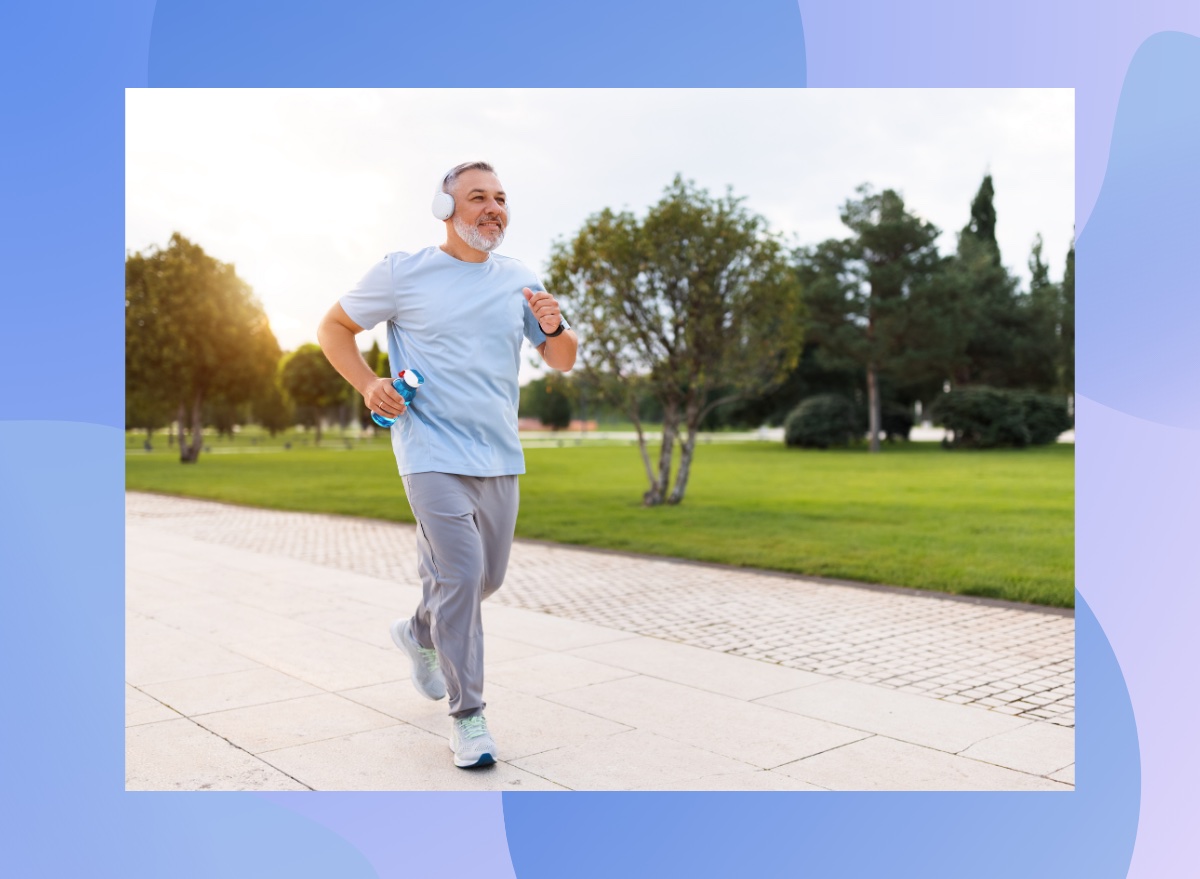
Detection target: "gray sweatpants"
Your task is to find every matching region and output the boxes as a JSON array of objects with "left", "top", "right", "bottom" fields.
[{"left": 401, "top": 472, "right": 519, "bottom": 718}]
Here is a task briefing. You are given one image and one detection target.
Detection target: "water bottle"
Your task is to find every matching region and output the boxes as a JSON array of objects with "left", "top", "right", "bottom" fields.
[{"left": 371, "top": 369, "right": 425, "bottom": 428}]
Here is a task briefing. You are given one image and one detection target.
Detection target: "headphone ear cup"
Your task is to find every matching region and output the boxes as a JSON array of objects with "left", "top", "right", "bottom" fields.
[{"left": 431, "top": 191, "right": 455, "bottom": 221}]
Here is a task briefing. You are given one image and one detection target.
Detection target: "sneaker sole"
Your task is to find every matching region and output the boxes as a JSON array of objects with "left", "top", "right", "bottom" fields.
[
  {"left": 454, "top": 752, "right": 496, "bottom": 769},
  {"left": 390, "top": 620, "right": 446, "bottom": 701}
]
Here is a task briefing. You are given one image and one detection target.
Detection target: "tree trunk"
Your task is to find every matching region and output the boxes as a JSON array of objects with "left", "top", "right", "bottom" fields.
[
  {"left": 628, "top": 410, "right": 659, "bottom": 500},
  {"left": 180, "top": 393, "right": 204, "bottom": 463},
  {"left": 644, "top": 402, "right": 679, "bottom": 506},
  {"left": 667, "top": 391, "right": 703, "bottom": 505},
  {"left": 867, "top": 363, "right": 881, "bottom": 453},
  {"left": 667, "top": 430, "right": 698, "bottom": 505}
]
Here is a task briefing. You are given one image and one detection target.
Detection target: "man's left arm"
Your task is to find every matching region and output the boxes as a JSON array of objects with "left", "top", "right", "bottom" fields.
[{"left": 524, "top": 287, "right": 578, "bottom": 372}]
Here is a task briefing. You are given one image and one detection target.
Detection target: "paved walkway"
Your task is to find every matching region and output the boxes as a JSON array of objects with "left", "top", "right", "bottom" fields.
[{"left": 126, "top": 492, "right": 1074, "bottom": 792}]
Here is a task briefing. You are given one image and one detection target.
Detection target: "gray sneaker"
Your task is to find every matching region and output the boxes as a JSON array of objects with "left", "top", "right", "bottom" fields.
[
  {"left": 450, "top": 715, "right": 497, "bottom": 768},
  {"left": 390, "top": 619, "right": 446, "bottom": 701}
]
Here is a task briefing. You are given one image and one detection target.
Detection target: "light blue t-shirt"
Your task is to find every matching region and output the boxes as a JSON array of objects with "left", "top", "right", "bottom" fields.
[{"left": 340, "top": 246, "right": 548, "bottom": 477}]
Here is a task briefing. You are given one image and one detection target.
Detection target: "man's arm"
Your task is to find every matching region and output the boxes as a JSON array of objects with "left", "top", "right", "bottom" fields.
[
  {"left": 524, "top": 288, "right": 578, "bottom": 372},
  {"left": 538, "top": 329, "right": 578, "bottom": 372},
  {"left": 317, "top": 303, "right": 408, "bottom": 419}
]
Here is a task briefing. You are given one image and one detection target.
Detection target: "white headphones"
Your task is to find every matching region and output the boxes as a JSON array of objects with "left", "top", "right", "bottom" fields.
[
  {"left": 431, "top": 165, "right": 510, "bottom": 222},
  {"left": 431, "top": 168, "right": 456, "bottom": 221}
]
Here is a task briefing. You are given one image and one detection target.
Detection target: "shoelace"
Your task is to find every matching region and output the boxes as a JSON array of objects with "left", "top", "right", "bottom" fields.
[
  {"left": 457, "top": 716, "right": 490, "bottom": 739},
  {"left": 418, "top": 645, "right": 439, "bottom": 673}
]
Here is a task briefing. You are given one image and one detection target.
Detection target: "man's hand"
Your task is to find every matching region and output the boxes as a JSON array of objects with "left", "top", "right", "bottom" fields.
[
  {"left": 364, "top": 376, "right": 407, "bottom": 420},
  {"left": 523, "top": 287, "right": 563, "bottom": 334}
]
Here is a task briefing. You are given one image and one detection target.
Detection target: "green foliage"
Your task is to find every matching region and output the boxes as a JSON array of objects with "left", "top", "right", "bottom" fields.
[
  {"left": 1017, "top": 391, "right": 1074, "bottom": 445},
  {"left": 931, "top": 387, "right": 1070, "bottom": 448},
  {"left": 881, "top": 400, "right": 915, "bottom": 440},
  {"left": 1008, "top": 233, "right": 1064, "bottom": 393},
  {"left": 252, "top": 379, "right": 293, "bottom": 436},
  {"left": 1061, "top": 239, "right": 1075, "bottom": 402},
  {"left": 521, "top": 376, "right": 574, "bottom": 429},
  {"left": 964, "top": 174, "right": 999, "bottom": 253},
  {"left": 800, "top": 185, "right": 949, "bottom": 452},
  {"left": 950, "top": 175, "right": 1063, "bottom": 392},
  {"left": 365, "top": 340, "right": 390, "bottom": 378},
  {"left": 125, "top": 233, "right": 281, "bottom": 463},
  {"left": 784, "top": 394, "right": 861, "bottom": 449},
  {"left": 279, "top": 343, "right": 347, "bottom": 443},
  {"left": 548, "top": 174, "right": 805, "bottom": 504}
]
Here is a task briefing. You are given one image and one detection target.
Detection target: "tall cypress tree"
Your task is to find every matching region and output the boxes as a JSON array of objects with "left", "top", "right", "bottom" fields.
[
  {"left": 1008, "top": 233, "right": 1063, "bottom": 392},
  {"left": 965, "top": 174, "right": 999, "bottom": 259},
  {"left": 953, "top": 175, "right": 1022, "bottom": 387},
  {"left": 1060, "top": 237, "right": 1075, "bottom": 405}
]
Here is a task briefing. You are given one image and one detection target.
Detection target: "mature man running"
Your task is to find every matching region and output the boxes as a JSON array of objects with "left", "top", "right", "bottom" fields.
[{"left": 317, "top": 161, "right": 577, "bottom": 767}]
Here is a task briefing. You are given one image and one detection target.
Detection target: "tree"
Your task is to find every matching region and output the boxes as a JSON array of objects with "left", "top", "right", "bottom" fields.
[
  {"left": 1009, "top": 233, "right": 1063, "bottom": 393},
  {"left": 125, "top": 233, "right": 281, "bottom": 463},
  {"left": 951, "top": 175, "right": 1026, "bottom": 389},
  {"left": 279, "top": 344, "right": 347, "bottom": 444},
  {"left": 548, "top": 175, "right": 804, "bottom": 505},
  {"left": 1060, "top": 237, "right": 1075, "bottom": 407},
  {"left": 540, "top": 377, "right": 574, "bottom": 429},
  {"left": 803, "top": 186, "right": 946, "bottom": 452},
  {"left": 252, "top": 378, "right": 293, "bottom": 437},
  {"left": 125, "top": 387, "right": 175, "bottom": 447}
]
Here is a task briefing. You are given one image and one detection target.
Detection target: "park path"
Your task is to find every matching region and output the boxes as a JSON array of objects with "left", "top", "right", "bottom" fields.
[{"left": 126, "top": 491, "right": 1074, "bottom": 792}]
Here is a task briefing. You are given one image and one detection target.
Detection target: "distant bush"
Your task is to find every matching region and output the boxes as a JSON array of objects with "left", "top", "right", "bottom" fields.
[
  {"left": 1017, "top": 392, "right": 1074, "bottom": 445},
  {"left": 931, "top": 387, "right": 1070, "bottom": 448},
  {"left": 881, "top": 401, "right": 914, "bottom": 441},
  {"left": 784, "top": 394, "right": 860, "bottom": 448}
]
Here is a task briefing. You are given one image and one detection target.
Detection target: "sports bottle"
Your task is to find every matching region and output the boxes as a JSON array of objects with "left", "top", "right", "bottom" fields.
[{"left": 371, "top": 369, "right": 424, "bottom": 428}]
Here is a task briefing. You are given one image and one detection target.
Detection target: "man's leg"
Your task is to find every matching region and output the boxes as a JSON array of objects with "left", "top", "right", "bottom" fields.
[
  {"left": 403, "top": 472, "right": 489, "bottom": 718},
  {"left": 477, "top": 476, "right": 519, "bottom": 601}
]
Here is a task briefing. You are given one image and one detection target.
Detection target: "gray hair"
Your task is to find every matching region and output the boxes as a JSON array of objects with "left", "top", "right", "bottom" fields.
[{"left": 442, "top": 161, "right": 496, "bottom": 193}]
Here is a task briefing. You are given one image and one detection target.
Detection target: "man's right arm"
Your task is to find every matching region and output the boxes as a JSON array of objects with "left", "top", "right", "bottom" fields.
[{"left": 317, "top": 303, "right": 407, "bottom": 419}]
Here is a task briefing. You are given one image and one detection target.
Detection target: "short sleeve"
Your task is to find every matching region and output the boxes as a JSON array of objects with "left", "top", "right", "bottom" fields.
[
  {"left": 339, "top": 255, "right": 397, "bottom": 330},
  {"left": 522, "top": 279, "right": 548, "bottom": 347}
]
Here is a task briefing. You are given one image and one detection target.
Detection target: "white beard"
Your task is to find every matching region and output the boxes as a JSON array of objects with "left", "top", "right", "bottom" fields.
[{"left": 454, "top": 216, "right": 505, "bottom": 253}]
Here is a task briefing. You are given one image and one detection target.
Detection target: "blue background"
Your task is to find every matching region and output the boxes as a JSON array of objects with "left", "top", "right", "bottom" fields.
[{"left": 2, "top": 1, "right": 1197, "bottom": 876}]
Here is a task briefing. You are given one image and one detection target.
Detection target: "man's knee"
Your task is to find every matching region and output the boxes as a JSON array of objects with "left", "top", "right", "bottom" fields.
[{"left": 481, "top": 578, "right": 504, "bottom": 601}]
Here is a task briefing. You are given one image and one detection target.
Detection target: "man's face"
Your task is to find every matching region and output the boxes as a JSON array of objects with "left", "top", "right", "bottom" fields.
[{"left": 450, "top": 169, "right": 508, "bottom": 253}]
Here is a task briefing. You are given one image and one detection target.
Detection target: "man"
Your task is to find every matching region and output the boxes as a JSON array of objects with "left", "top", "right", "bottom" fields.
[{"left": 317, "top": 161, "right": 577, "bottom": 768}]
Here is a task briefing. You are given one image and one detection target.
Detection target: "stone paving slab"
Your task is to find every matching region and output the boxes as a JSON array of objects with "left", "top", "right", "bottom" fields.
[
  {"left": 756, "top": 679, "right": 1032, "bottom": 753},
  {"left": 509, "top": 729, "right": 757, "bottom": 791},
  {"left": 141, "top": 667, "right": 325, "bottom": 718},
  {"left": 260, "top": 724, "right": 569, "bottom": 792},
  {"left": 125, "top": 492, "right": 1075, "bottom": 791},
  {"left": 957, "top": 721, "right": 1076, "bottom": 777},
  {"left": 126, "top": 718, "right": 310, "bottom": 791},
  {"left": 126, "top": 492, "right": 1075, "bottom": 725},
  {"left": 546, "top": 675, "right": 872, "bottom": 770},
  {"left": 568, "top": 635, "right": 827, "bottom": 700},
  {"left": 772, "top": 735, "right": 1073, "bottom": 792}
]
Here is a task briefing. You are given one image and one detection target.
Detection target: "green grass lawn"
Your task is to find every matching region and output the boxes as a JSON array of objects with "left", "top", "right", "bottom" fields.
[{"left": 126, "top": 440, "right": 1074, "bottom": 608}]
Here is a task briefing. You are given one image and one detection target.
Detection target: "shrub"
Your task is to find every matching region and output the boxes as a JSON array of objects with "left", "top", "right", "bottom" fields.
[
  {"left": 1017, "top": 392, "right": 1074, "bottom": 445},
  {"left": 784, "top": 394, "right": 860, "bottom": 448},
  {"left": 881, "top": 401, "right": 914, "bottom": 441},
  {"left": 931, "top": 387, "right": 1070, "bottom": 448}
]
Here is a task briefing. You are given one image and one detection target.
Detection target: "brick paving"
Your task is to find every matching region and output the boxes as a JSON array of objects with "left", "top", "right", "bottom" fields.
[{"left": 126, "top": 492, "right": 1074, "bottom": 727}]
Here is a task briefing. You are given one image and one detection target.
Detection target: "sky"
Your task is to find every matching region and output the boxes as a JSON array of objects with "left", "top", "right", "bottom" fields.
[{"left": 126, "top": 88, "right": 1074, "bottom": 382}]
